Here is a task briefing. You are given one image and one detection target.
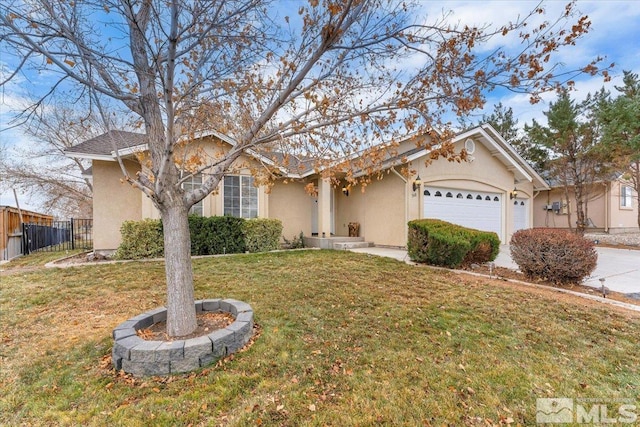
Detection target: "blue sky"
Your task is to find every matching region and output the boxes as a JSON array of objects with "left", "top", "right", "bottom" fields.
[
  {"left": 1, "top": 0, "right": 639, "bottom": 212},
  {"left": 424, "top": 0, "right": 640, "bottom": 125}
]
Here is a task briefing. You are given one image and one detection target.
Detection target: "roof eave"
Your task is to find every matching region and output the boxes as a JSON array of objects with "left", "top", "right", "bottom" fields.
[
  {"left": 477, "top": 124, "right": 550, "bottom": 190},
  {"left": 113, "top": 144, "right": 148, "bottom": 158},
  {"left": 65, "top": 151, "right": 116, "bottom": 161}
]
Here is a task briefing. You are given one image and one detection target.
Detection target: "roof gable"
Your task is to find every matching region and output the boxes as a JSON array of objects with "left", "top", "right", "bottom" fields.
[
  {"left": 65, "top": 130, "right": 147, "bottom": 159},
  {"left": 398, "top": 124, "right": 549, "bottom": 191},
  {"left": 474, "top": 124, "right": 549, "bottom": 190}
]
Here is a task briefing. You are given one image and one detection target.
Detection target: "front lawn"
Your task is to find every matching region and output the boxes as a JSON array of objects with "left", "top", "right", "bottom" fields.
[
  {"left": 1, "top": 250, "right": 638, "bottom": 426},
  {"left": 0, "top": 249, "right": 86, "bottom": 271}
]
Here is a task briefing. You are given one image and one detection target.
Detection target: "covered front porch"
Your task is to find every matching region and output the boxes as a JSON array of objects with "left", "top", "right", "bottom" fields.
[
  {"left": 269, "top": 171, "right": 409, "bottom": 249},
  {"left": 303, "top": 174, "right": 408, "bottom": 248}
]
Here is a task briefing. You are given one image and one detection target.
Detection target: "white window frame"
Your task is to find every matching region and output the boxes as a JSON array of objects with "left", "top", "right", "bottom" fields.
[
  {"left": 621, "top": 185, "right": 633, "bottom": 208},
  {"left": 223, "top": 175, "right": 258, "bottom": 218},
  {"left": 182, "top": 174, "right": 204, "bottom": 216}
]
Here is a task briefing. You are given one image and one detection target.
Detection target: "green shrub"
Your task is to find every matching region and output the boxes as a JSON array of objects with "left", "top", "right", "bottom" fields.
[
  {"left": 116, "top": 216, "right": 283, "bottom": 259},
  {"left": 114, "top": 219, "right": 164, "bottom": 260},
  {"left": 510, "top": 228, "right": 597, "bottom": 284},
  {"left": 243, "top": 218, "right": 283, "bottom": 253},
  {"left": 407, "top": 219, "right": 500, "bottom": 268},
  {"left": 189, "top": 215, "right": 246, "bottom": 255},
  {"left": 407, "top": 221, "right": 430, "bottom": 262},
  {"left": 283, "top": 231, "right": 305, "bottom": 249},
  {"left": 463, "top": 229, "right": 501, "bottom": 265}
]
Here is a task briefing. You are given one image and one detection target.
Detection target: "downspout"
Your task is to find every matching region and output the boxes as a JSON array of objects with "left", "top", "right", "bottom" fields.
[{"left": 391, "top": 167, "right": 409, "bottom": 247}]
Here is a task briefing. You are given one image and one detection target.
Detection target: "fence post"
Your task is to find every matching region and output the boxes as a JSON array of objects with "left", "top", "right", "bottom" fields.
[
  {"left": 70, "top": 218, "right": 75, "bottom": 250},
  {"left": 21, "top": 223, "right": 30, "bottom": 255}
]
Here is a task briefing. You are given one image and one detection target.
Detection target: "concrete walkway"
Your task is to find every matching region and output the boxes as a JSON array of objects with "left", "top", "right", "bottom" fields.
[{"left": 349, "top": 245, "right": 640, "bottom": 298}]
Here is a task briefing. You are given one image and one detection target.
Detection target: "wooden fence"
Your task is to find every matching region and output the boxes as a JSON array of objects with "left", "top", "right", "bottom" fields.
[{"left": 0, "top": 206, "right": 54, "bottom": 261}]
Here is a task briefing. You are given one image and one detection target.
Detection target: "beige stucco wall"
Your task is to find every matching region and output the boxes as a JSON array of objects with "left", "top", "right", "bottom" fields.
[
  {"left": 533, "top": 186, "right": 603, "bottom": 229},
  {"left": 93, "top": 160, "right": 142, "bottom": 251},
  {"left": 533, "top": 182, "right": 638, "bottom": 232},
  {"left": 269, "top": 180, "right": 314, "bottom": 239},
  {"left": 408, "top": 138, "right": 532, "bottom": 243},
  {"left": 609, "top": 181, "right": 639, "bottom": 231},
  {"left": 333, "top": 173, "right": 407, "bottom": 247}
]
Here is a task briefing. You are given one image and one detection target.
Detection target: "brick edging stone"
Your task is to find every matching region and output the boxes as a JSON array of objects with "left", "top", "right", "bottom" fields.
[{"left": 112, "top": 299, "right": 254, "bottom": 376}]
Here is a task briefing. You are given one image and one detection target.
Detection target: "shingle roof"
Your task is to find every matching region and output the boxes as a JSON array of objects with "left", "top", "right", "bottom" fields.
[
  {"left": 66, "top": 130, "right": 147, "bottom": 156},
  {"left": 265, "top": 151, "right": 317, "bottom": 175},
  {"left": 544, "top": 171, "right": 623, "bottom": 188}
]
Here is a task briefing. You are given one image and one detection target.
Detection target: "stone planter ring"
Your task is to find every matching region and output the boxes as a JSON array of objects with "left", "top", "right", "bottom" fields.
[{"left": 112, "top": 299, "right": 254, "bottom": 376}]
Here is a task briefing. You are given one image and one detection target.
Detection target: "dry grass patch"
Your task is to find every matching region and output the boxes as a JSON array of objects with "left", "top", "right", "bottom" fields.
[
  {"left": 1, "top": 250, "right": 639, "bottom": 426},
  {"left": 0, "top": 249, "right": 86, "bottom": 272}
]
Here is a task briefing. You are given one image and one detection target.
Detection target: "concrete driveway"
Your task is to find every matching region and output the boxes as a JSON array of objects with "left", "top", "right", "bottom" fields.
[
  {"left": 350, "top": 245, "right": 640, "bottom": 298},
  {"left": 495, "top": 245, "right": 640, "bottom": 297}
]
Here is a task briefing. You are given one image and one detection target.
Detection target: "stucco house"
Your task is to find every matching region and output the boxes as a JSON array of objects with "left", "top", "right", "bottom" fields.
[
  {"left": 532, "top": 177, "right": 638, "bottom": 233},
  {"left": 66, "top": 124, "right": 547, "bottom": 254}
]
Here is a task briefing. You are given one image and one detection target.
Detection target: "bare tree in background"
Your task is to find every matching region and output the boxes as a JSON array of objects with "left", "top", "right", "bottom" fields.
[
  {"left": 0, "top": 0, "right": 608, "bottom": 336},
  {"left": 0, "top": 102, "right": 97, "bottom": 218}
]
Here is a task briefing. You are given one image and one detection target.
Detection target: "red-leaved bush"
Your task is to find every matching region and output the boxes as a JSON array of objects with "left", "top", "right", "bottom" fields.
[{"left": 509, "top": 228, "right": 597, "bottom": 284}]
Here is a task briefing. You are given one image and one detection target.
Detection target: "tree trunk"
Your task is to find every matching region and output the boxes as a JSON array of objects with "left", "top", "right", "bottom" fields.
[
  {"left": 161, "top": 204, "right": 197, "bottom": 337},
  {"left": 634, "top": 161, "right": 640, "bottom": 229},
  {"left": 562, "top": 185, "right": 573, "bottom": 232},
  {"left": 575, "top": 184, "right": 586, "bottom": 236}
]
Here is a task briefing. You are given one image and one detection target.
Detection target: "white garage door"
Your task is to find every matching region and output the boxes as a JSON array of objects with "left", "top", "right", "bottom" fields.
[
  {"left": 423, "top": 187, "right": 502, "bottom": 238},
  {"left": 513, "top": 199, "right": 528, "bottom": 233}
]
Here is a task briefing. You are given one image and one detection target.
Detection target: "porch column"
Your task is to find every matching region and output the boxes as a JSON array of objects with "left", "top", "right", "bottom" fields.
[{"left": 317, "top": 178, "right": 332, "bottom": 237}]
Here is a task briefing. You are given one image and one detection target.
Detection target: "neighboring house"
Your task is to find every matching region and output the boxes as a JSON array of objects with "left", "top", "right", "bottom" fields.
[
  {"left": 66, "top": 124, "right": 546, "bottom": 254},
  {"left": 532, "top": 177, "right": 639, "bottom": 233}
]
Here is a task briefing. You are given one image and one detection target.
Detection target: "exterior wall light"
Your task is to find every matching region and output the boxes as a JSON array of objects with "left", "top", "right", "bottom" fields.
[
  {"left": 510, "top": 187, "right": 518, "bottom": 199},
  {"left": 342, "top": 186, "right": 349, "bottom": 197},
  {"left": 413, "top": 175, "right": 422, "bottom": 192}
]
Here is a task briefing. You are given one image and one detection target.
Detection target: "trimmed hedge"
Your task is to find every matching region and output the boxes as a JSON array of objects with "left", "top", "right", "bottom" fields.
[
  {"left": 407, "top": 219, "right": 500, "bottom": 268},
  {"left": 115, "top": 216, "right": 284, "bottom": 259},
  {"left": 243, "top": 218, "right": 283, "bottom": 253},
  {"left": 510, "top": 228, "right": 597, "bottom": 284},
  {"left": 189, "top": 215, "right": 246, "bottom": 255},
  {"left": 114, "top": 219, "right": 164, "bottom": 260}
]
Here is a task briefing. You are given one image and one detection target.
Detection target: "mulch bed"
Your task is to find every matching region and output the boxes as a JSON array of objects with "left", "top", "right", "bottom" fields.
[{"left": 137, "top": 311, "right": 235, "bottom": 341}]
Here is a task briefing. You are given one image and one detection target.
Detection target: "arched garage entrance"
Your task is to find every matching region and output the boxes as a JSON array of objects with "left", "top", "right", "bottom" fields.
[{"left": 423, "top": 186, "right": 503, "bottom": 241}]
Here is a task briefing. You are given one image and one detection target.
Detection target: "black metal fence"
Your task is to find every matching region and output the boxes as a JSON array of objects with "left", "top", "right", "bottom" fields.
[{"left": 22, "top": 218, "right": 93, "bottom": 255}]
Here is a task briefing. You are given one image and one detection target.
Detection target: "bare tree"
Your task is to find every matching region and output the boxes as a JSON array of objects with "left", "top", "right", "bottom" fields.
[
  {"left": 0, "top": 0, "right": 608, "bottom": 336},
  {"left": 0, "top": 101, "right": 97, "bottom": 218}
]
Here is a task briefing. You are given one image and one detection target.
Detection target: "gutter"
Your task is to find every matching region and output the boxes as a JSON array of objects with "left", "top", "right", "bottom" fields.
[{"left": 65, "top": 152, "right": 115, "bottom": 161}]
